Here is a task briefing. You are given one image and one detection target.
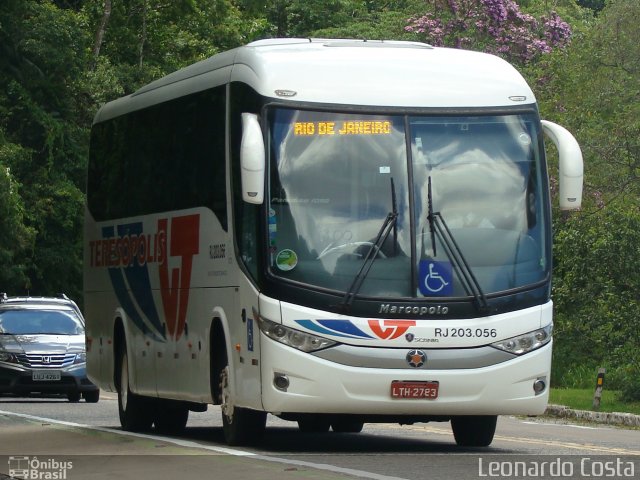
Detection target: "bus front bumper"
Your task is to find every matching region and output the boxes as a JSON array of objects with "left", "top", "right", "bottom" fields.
[{"left": 260, "top": 336, "right": 551, "bottom": 417}]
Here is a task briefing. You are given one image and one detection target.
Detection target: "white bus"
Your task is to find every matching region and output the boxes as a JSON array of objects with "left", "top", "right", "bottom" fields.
[{"left": 84, "top": 38, "right": 583, "bottom": 446}]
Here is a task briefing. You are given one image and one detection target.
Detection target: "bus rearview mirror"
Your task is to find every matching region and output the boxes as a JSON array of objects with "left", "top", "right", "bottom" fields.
[
  {"left": 240, "top": 113, "right": 265, "bottom": 204},
  {"left": 541, "top": 120, "right": 583, "bottom": 211}
]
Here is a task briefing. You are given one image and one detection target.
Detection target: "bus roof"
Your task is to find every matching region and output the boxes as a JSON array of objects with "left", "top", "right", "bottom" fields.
[{"left": 93, "top": 38, "right": 536, "bottom": 123}]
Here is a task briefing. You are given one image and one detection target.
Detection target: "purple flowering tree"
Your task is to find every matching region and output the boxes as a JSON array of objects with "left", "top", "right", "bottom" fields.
[{"left": 405, "top": 0, "right": 572, "bottom": 65}]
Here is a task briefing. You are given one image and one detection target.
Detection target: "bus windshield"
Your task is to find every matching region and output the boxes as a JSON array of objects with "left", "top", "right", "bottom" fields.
[{"left": 267, "top": 108, "right": 549, "bottom": 300}]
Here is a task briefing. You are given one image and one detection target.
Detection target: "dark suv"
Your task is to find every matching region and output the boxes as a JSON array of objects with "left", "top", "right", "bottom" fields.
[{"left": 0, "top": 294, "right": 99, "bottom": 402}]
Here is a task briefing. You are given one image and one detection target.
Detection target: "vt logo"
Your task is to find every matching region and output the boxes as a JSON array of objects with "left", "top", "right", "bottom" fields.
[
  {"left": 158, "top": 214, "right": 200, "bottom": 340},
  {"left": 368, "top": 320, "right": 416, "bottom": 340}
]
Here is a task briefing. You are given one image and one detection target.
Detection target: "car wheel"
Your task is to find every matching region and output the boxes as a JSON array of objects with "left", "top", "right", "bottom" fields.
[
  {"left": 83, "top": 390, "right": 100, "bottom": 403},
  {"left": 67, "top": 391, "right": 81, "bottom": 403}
]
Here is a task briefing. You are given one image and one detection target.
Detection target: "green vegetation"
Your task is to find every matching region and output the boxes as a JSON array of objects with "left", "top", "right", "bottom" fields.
[
  {"left": 0, "top": 0, "right": 638, "bottom": 406},
  {"left": 550, "top": 388, "right": 640, "bottom": 416}
]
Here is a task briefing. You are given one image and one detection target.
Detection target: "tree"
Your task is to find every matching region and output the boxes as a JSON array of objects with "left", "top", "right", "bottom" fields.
[
  {"left": 0, "top": 0, "right": 253, "bottom": 299},
  {"left": 236, "top": 0, "right": 367, "bottom": 38},
  {"left": 91, "top": 0, "right": 111, "bottom": 65},
  {"left": 537, "top": 0, "right": 640, "bottom": 398},
  {"left": 552, "top": 202, "right": 640, "bottom": 398},
  {"left": 404, "top": 0, "right": 573, "bottom": 65},
  {"left": 311, "top": 1, "right": 426, "bottom": 40},
  {"left": 0, "top": 1, "right": 90, "bottom": 298},
  {"left": 577, "top": 0, "right": 606, "bottom": 13},
  {"left": 0, "top": 138, "right": 35, "bottom": 290},
  {"left": 83, "top": 0, "right": 247, "bottom": 94},
  {"left": 536, "top": 0, "right": 639, "bottom": 206}
]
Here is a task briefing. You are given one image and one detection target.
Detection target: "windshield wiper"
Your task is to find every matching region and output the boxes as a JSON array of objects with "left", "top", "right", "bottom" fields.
[
  {"left": 338, "top": 177, "right": 398, "bottom": 312},
  {"left": 427, "top": 176, "right": 490, "bottom": 314},
  {"left": 427, "top": 177, "right": 438, "bottom": 256}
]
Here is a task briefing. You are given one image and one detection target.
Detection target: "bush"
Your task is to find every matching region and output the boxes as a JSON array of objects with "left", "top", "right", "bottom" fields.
[
  {"left": 552, "top": 202, "right": 640, "bottom": 396},
  {"left": 618, "top": 367, "right": 640, "bottom": 402}
]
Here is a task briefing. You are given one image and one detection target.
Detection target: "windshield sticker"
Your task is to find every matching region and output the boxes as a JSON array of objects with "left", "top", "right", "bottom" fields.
[
  {"left": 275, "top": 249, "right": 298, "bottom": 271},
  {"left": 518, "top": 132, "right": 532, "bottom": 146},
  {"left": 419, "top": 260, "right": 453, "bottom": 296},
  {"left": 268, "top": 208, "right": 277, "bottom": 245}
]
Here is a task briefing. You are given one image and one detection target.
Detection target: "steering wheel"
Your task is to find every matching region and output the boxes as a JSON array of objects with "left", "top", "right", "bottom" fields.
[{"left": 317, "top": 241, "right": 388, "bottom": 260}]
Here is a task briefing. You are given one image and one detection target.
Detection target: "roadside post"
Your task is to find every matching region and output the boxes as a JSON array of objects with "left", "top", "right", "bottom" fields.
[{"left": 592, "top": 368, "right": 606, "bottom": 410}]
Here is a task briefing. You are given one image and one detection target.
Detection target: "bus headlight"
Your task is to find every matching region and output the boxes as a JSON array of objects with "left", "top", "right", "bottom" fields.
[
  {"left": 257, "top": 316, "right": 337, "bottom": 353},
  {"left": 491, "top": 324, "right": 552, "bottom": 355}
]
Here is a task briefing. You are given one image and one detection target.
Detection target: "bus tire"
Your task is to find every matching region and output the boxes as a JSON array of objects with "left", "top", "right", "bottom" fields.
[
  {"left": 451, "top": 415, "right": 497, "bottom": 447},
  {"left": 117, "top": 343, "right": 154, "bottom": 432},
  {"left": 154, "top": 401, "right": 189, "bottom": 435},
  {"left": 219, "top": 365, "right": 266, "bottom": 445}
]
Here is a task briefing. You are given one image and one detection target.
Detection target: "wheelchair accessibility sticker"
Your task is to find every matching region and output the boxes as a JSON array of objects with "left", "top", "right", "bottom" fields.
[{"left": 419, "top": 260, "right": 453, "bottom": 296}]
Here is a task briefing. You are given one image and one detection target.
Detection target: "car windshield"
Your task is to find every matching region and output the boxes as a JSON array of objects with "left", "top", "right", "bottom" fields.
[
  {"left": 267, "top": 108, "right": 549, "bottom": 300},
  {"left": 0, "top": 309, "right": 84, "bottom": 335}
]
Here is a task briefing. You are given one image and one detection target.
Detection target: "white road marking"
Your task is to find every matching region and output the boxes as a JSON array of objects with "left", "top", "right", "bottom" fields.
[
  {"left": 521, "top": 421, "right": 598, "bottom": 430},
  {"left": 0, "top": 409, "right": 408, "bottom": 480}
]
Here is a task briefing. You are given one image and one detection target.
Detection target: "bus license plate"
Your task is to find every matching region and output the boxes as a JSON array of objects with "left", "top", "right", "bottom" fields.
[
  {"left": 32, "top": 371, "right": 61, "bottom": 381},
  {"left": 391, "top": 381, "right": 439, "bottom": 399}
]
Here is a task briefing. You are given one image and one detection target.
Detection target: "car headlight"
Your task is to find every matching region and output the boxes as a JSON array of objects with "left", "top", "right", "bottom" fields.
[
  {"left": 0, "top": 350, "right": 18, "bottom": 363},
  {"left": 491, "top": 324, "right": 552, "bottom": 355},
  {"left": 257, "top": 314, "right": 336, "bottom": 353},
  {"left": 73, "top": 352, "right": 87, "bottom": 364}
]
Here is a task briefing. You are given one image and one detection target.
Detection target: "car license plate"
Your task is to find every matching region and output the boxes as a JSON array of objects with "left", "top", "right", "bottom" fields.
[
  {"left": 32, "top": 370, "right": 61, "bottom": 381},
  {"left": 391, "top": 380, "right": 439, "bottom": 399}
]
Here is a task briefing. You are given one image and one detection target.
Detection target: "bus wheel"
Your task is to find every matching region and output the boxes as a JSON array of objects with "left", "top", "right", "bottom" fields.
[
  {"left": 219, "top": 366, "right": 266, "bottom": 445},
  {"left": 297, "top": 415, "right": 331, "bottom": 433},
  {"left": 154, "top": 401, "right": 189, "bottom": 435},
  {"left": 117, "top": 346, "right": 154, "bottom": 432},
  {"left": 331, "top": 419, "right": 364, "bottom": 433},
  {"left": 451, "top": 415, "right": 497, "bottom": 447}
]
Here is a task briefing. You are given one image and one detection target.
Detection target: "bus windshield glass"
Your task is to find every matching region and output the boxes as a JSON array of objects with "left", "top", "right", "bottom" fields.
[{"left": 267, "top": 108, "right": 549, "bottom": 300}]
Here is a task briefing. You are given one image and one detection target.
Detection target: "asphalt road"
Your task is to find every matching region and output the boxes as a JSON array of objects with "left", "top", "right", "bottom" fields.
[{"left": 1, "top": 392, "right": 639, "bottom": 480}]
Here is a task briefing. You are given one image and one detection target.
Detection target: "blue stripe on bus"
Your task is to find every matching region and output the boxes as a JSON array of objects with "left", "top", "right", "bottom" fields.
[
  {"left": 295, "top": 319, "right": 373, "bottom": 339},
  {"left": 102, "top": 225, "right": 165, "bottom": 341},
  {"left": 117, "top": 223, "right": 164, "bottom": 338}
]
